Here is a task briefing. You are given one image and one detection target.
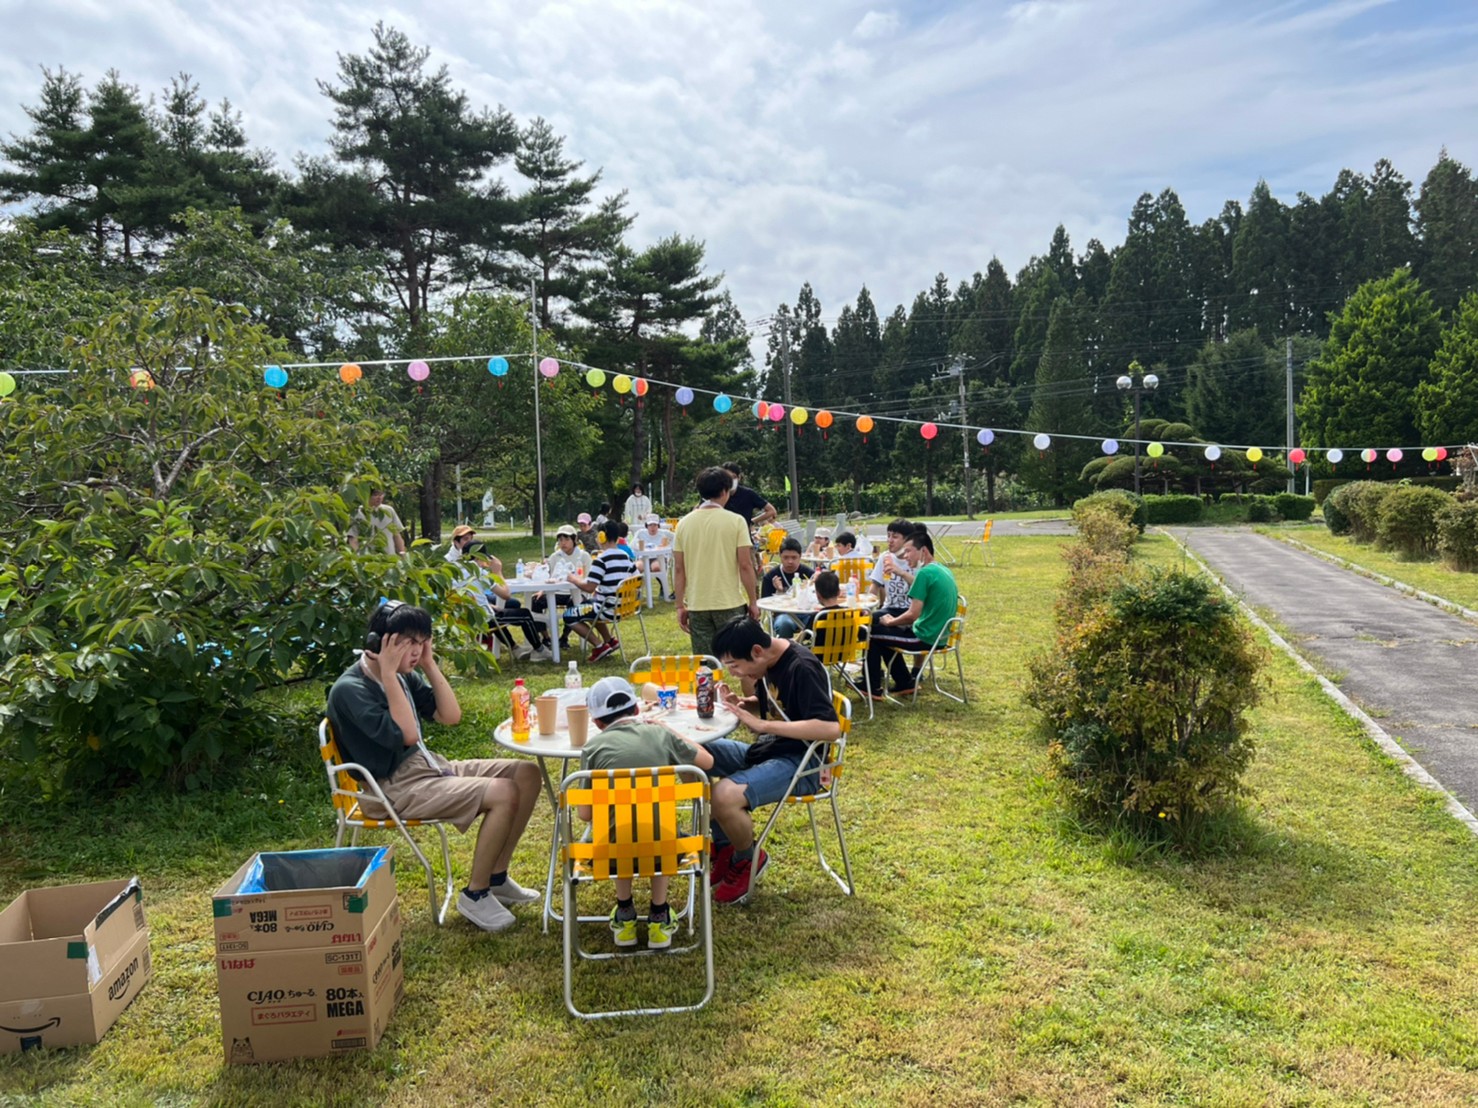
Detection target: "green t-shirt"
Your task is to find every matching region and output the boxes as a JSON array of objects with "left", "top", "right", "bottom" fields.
[
  {"left": 579, "top": 718, "right": 699, "bottom": 775},
  {"left": 908, "top": 561, "right": 959, "bottom": 646}
]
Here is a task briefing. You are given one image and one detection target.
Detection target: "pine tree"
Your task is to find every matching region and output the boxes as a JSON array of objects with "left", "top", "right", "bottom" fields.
[
  {"left": 1414, "top": 150, "right": 1478, "bottom": 313},
  {"left": 1184, "top": 330, "right": 1285, "bottom": 446},
  {"left": 1020, "top": 296, "right": 1095, "bottom": 506},
  {"left": 1415, "top": 292, "right": 1478, "bottom": 445},
  {"left": 1229, "top": 181, "right": 1292, "bottom": 338}
]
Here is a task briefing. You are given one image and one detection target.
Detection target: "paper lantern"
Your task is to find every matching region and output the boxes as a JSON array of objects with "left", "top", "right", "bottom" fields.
[
  {"left": 1437, "top": 447, "right": 1449, "bottom": 461},
  {"left": 0, "top": 371, "right": 14, "bottom": 396},
  {"left": 752, "top": 400, "right": 767, "bottom": 419},
  {"left": 1033, "top": 433, "right": 1051, "bottom": 451},
  {"left": 1387, "top": 448, "right": 1403, "bottom": 463},
  {"left": 1423, "top": 446, "right": 1438, "bottom": 462},
  {"left": 1246, "top": 446, "right": 1263, "bottom": 463},
  {"left": 634, "top": 377, "right": 649, "bottom": 397},
  {"left": 977, "top": 428, "right": 994, "bottom": 446},
  {"left": 1327, "top": 448, "right": 1344, "bottom": 464},
  {"left": 791, "top": 407, "right": 808, "bottom": 425},
  {"left": 676, "top": 386, "right": 694, "bottom": 405},
  {"left": 714, "top": 393, "right": 733, "bottom": 413},
  {"left": 1204, "top": 445, "right": 1222, "bottom": 462},
  {"left": 585, "top": 368, "right": 606, "bottom": 388},
  {"left": 1361, "top": 448, "right": 1377, "bottom": 464},
  {"left": 1146, "top": 442, "right": 1164, "bottom": 458},
  {"left": 816, "top": 410, "right": 834, "bottom": 429},
  {"left": 130, "top": 369, "right": 156, "bottom": 390},
  {"left": 1289, "top": 448, "right": 1306, "bottom": 465},
  {"left": 538, "top": 357, "right": 560, "bottom": 378},
  {"left": 768, "top": 404, "right": 785, "bottom": 422},
  {"left": 338, "top": 363, "right": 362, "bottom": 384},
  {"left": 1102, "top": 439, "right": 1118, "bottom": 455},
  {"left": 263, "top": 365, "right": 288, "bottom": 389},
  {"left": 487, "top": 357, "right": 509, "bottom": 377},
  {"left": 856, "top": 415, "right": 875, "bottom": 434},
  {"left": 407, "top": 359, "right": 430, "bottom": 382},
  {"left": 613, "top": 374, "right": 633, "bottom": 394},
  {"left": 920, "top": 422, "right": 938, "bottom": 440}
]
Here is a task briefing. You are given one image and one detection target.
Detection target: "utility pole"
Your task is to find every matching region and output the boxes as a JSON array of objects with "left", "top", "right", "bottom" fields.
[
  {"left": 531, "top": 279, "right": 547, "bottom": 557},
  {"left": 951, "top": 358, "right": 973, "bottom": 519},
  {"left": 780, "top": 321, "right": 800, "bottom": 519},
  {"left": 1285, "top": 336, "right": 1295, "bottom": 495}
]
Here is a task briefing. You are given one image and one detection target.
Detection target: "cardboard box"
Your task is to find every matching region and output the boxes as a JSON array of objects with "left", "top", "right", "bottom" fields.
[
  {"left": 212, "top": 847, "right": 397, "bottom": 955},
  {"left": 0, "top": 877, "right": 152, "bottom": 1053},
  {"left": 217, "top": 898, "right": 403, "bottom": 1064},
  {"left": 212, "top": 847, "right": 402, "bottom": 1064}
]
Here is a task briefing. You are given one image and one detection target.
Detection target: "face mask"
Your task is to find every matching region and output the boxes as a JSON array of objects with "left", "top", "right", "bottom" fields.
[{"left": 731, "top": 479, "right": 739, "bottom": 491}]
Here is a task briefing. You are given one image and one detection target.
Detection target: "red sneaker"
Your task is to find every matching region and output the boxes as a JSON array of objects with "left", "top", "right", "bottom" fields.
[
  {"left": 713, "top": 850, "right": 768, "bottom": 904},
  {"left": 589, "top": 639, "right": 619, "bottom": 662},
  {"left": 709, "top": 842, "right": 734, "bottom": 885}
]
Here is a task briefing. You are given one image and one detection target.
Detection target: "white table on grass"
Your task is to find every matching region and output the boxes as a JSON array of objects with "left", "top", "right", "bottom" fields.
[
  {"left": 493, "top": 687, "right": 738, "bottom": 932},
  {"left": 500, "top": 578, "right": 570, "bottom": 663},
  {"left": 635, "top": 546, "right": 674, "bottom": 608}
]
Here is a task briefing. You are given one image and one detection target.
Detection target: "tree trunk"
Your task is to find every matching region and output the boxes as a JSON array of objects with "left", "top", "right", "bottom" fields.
[
  {"left": 925, "top": 453, "right": 935, "bottom": 514},
  {"left": 985, "top": 460, "right": 997, "bottom": 513},
  {"left": 662, "top": 394, "right": 678, "bottom": 501},
  {"left": 419, "top": 459, "right": 444, "bottom": 542}
]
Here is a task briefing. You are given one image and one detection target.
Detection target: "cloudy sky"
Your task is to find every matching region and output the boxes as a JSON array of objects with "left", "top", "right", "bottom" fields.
[{"left": 2, "top": 0, "right": 1475, "bottom": 333}]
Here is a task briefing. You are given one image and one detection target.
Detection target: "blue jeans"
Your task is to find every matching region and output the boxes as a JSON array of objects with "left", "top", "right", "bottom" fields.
[
  {"left": 773, "top": 612, "right": 812, "bottom": 640},
  {"left": 704, "top": 739, "right": 821, "bottom": 846}
]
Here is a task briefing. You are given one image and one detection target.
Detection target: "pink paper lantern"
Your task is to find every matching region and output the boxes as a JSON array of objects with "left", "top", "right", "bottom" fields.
[
  {"left": 768, "top": 404, "right": 785, "bottom": 422},
  {"left": 538, "top": 357, "right": 560, "bottom": 378},
  {"left": 407, "top": 359, "right": 430, "bottom": 382},
  {"left": 1386, "top": 448, "right": 1403, "bottom": 464}
]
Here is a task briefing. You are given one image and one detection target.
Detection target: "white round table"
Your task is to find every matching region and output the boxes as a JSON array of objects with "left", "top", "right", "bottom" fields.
[{"left": 757, "top": 593, "right": 878, "bottom": 616}]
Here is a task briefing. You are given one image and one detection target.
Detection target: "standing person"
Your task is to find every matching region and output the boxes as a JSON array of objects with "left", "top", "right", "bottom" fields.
[
  {"left": 865, "top": 528, "right": 959, "bottom": 700},
  {"left": 707, "top": 617, "right": 840, "bottom": 903},
  {"left": 622, "top": 483, "right": 653, "bottom": 529},
  {"left": 720, "top": 462, "right": 778, "bottom": 529},
  {"left": 761, "top": 538, "right": 815, "bottom": 640},
  {"left": 578, "top": 677, "right": 715, "bottom": 949},
  {"left": 326, "top": 601, "right": 541, "bottom": 932},
  {"left": 673, "top": 466, "right": 760, "bottom": 656},
  {"left": 348, "top": 487, "right": 406, "bottom": 555},
  {"left": 868, "top": 518, "right": 917, "bottom": 614},
  {"left": 564, "top": 526, "right": 634, "bottom": 662}
]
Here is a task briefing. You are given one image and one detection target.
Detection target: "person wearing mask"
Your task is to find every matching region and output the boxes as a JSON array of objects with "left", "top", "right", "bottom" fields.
[{"left": 622, "top": 482, "right": 653, "bottom": 529}]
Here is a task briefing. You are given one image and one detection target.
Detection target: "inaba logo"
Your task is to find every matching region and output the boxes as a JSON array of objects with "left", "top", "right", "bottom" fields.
[{"left": 219, "top": 958, "right": 255, "bottom": 970}]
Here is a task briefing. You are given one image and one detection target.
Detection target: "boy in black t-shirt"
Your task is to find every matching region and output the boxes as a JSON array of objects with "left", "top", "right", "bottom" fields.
[{"left": 705, "top": 617, "right": 840, "bottom": 903}]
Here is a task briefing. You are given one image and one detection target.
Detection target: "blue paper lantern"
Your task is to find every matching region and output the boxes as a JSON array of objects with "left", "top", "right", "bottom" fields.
[
  {"left": 487, "top": 357, "right": 509, "bottom": 377},
  {"left": 263, "top": 365, "right": 288, "bottom": 389},
  {"left": 713, "top": 393, "right": 733, "bottom": 414},
  {"left": 1101, "top": 438, "right": 1118, "bottom": 455},
  {"left": 676, "top": 386, "right": 695, "bottom": 406},
  {"left": 976, "top": 428, "right": 994, "bottom": 447}
]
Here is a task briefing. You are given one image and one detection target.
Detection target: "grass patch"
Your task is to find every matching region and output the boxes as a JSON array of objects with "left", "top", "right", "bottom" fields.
[
  {"left": 3, "top": 531, "right": 1477, "bottom": 1104},
  {"left": 1268, "top": 526, "right": 1478, "bottom": 613}
]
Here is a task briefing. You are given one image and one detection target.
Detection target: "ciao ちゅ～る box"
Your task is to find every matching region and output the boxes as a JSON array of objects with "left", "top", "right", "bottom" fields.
[
  {"left": 0, "top": 877, "right": 152, "bottom": 1053},
  {"left": 212, "top": 847, "right": 402, "bottom": 1064}
]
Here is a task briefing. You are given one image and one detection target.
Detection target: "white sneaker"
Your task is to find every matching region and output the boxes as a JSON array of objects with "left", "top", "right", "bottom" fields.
[
  {"left": 457, "top": 889, "right": 516, "bottom": 932},
  {"left": 491, "top": 877, "right": 541, "bottom": 906},
  {"left": 529, "top": 646, "right": 554, "bottom": 662},
  {"left": 512, "top": 643, "right": 532, "bottom": 660}
]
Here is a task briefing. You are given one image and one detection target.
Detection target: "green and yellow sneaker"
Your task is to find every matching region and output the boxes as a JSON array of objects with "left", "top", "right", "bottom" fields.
[
  {"left": 647, "top": 910, "right": 675, "bottom": 950},
  {"left": 609, "top": 907, "right": 638, "bottom": 948}
]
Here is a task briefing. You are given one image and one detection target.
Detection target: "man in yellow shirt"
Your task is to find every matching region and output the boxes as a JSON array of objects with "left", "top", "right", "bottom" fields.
[{"left": 673, "top": 466, "right": 760, "bottom": 656}]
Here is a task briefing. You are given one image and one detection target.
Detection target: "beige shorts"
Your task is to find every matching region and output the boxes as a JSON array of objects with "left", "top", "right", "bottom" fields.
[{"left": 364, "top": 753, "right": 525, "bottom": 833}]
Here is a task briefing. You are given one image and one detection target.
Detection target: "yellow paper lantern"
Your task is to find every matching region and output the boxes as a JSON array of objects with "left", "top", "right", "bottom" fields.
[
  {"left": 613, "top": 374, "right": 633, "bottom": 394},
  {"left": 1146, "top": 442, "right": 1164, "bottom": 458},
  {"left": 1246, "top": 446, "right": 1263, "bottom": 463},
  {"left": 791, "top": 406, "right": 808, "bottom": 425}
]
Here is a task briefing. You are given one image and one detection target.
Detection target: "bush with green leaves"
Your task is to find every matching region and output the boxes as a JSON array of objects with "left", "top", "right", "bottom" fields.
[
  {"left": 1142, "top": 494, "right": 1204, "bottom": 524},
  {"left": 1246, "top": 496, "right": 1277, "bottom": 523},
  {"left": 1029, "top": 569, "right": 1266, "bottom": 831},
  {"left": 0, "top": 291, "right": 490, "bottom": 794},
  {"left": 1326, "top": 481, "right": 1390, "bottom": 543},
  {"left": 1322, "top": 491, "right": 1352, "bottom": 535},
  {"left": 1073, "top": 489, "right": 1145, "bottom": 532},
  {"left": 1271, "top": 493, "right": 1316, "bottom": 521},
  {"left": 1376, "top": 484, "right": 1451, "bottom": 560},
  {"left": 1437, "top": 500, "right": 1478, "bottom": 572}
]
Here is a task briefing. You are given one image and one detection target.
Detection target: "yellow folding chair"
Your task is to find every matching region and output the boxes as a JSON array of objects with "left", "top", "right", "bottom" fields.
[
  {"left": 743, "top": 692, "right": 855, "bottom": 904},
  {"left": 611, "top": 575, "right": 650, "bottom": 662},
  {"left": 629, "top": 654, "right": 725, "bottom": 692},
  {"left": 960, "top": 520, "right": 994, "bottom": 565},
  {"left": 884, "top": 596, "right": 969, "bottom": 706},
  {"left": 831, "top": 557, "right": 873, "bottom": 586},
  {"left": 559, "top": 765, "right": 714, "bottom": 1019},
  {"left": 318, "top": 719, "right": 455, "bottom": 924},
  {"left": 800, "top": 608, "right": 873, "bottom": 720},
  {"left": 763, "top": 527, "right": 787, "bottom": 564}
]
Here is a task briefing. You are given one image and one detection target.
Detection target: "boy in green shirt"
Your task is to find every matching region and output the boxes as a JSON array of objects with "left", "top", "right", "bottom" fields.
[
  {"left": 864, "top": 528, "right": 959, "bottom": 698},
  {"left": 579, "top": 677, "right": 715, "bottom": 949}
]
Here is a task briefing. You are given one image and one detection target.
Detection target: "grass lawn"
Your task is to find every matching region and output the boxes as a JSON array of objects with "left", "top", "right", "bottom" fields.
[
  {"left": 1266, "top": 524, "right": 1478, "bottom": 613},
  {"left": 3, "top": 533, "right": 1477, "bottom": 1105}
]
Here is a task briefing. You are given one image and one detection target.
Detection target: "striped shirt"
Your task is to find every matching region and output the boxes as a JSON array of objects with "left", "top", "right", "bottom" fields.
[{"left": 587, "top": 548, "right": 635, "bottom": 619}]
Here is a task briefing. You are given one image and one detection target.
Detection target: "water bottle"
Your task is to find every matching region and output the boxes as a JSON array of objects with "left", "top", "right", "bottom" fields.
[
  {"left": 565, "top": 660, "right": 582, "bottom": 690},
  {"left": 515, "top": 558, "right": 525, "bottom": 579},
  {"left": 510, "top": 678, "right": 531, "bottom": 742},
  {"left": 845, "top": 577, "right": 858, "bottom": 602}
]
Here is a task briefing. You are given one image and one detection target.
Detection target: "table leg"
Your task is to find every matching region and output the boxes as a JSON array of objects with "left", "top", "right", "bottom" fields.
[
  {"left": 643, "top": 561, "right": 655, "bottom": 609},
  {"left": 547, "top": 604, "right": 561, "bottom": 663}
]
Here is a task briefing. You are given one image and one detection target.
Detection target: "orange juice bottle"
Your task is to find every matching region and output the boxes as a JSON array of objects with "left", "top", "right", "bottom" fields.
[{"left": 510, "top": 678, "right": 531, "bottom": 742}]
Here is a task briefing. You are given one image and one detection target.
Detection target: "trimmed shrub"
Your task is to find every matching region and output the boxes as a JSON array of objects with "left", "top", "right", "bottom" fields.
[
  {"left": 1029, "top": 569, "right": 1267, "bottom": 830},
  {"left": 1142, "top": 494, "right": 1204, "bottom": 524},
  {"left": 1247, "top": 496, "right": 1277, "bottom": 523},
  {"left": 1272, "top": 493, "right": 1316, "bottom": 521},
  {"left": 1437, "top": 500, "right": 1478, "bottom": 572},
  {"left": 1329, "top": 481, "right": 1392, "bottom": 544},
  {"left": 1313, "top": 479, "right": 1354, "bottom": 506},
  {"left": 1377, "top": 485, "right": 1451, "bottom": 559},
  {"left": 1055, "top": 541, "right": 1135, "bottom": 630},
  {"left": 1073, "top": 489, "right": 1145, "bottom": 532},
  {"left": 1073, "top": 502, "right": 1138, "bottom": 558},
  {"left": 1322, "top": 491, "right": 1352, "bottom": 535}
]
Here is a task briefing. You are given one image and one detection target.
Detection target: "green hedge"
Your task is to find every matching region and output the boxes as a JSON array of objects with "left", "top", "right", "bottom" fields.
[
  {"left": 1438, "top": 500, "right": 1478, "bottom": 572},
  {"left": 1272, "top": 493, "right": 1316, "bottom": 521},
  {"left": 1142, "top": 494, "right": 1204, "bottom": 524},
  {"left": 1073, "top": 490, "right": 1146, "bottom": 532}
]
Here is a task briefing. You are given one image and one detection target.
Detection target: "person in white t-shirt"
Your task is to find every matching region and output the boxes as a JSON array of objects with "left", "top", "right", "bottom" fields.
[{"left": 622, "top": 483, "right": 653, "bottom": 528}]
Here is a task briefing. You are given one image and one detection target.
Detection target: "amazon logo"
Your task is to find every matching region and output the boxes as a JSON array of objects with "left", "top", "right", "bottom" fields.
[{"left": 1, "top": 1016, "right": 61, "bottom": 1035}]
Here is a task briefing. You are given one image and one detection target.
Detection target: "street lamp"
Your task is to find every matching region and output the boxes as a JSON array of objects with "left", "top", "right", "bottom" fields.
[{"left": 1116, "top": 367, "right": 1160, "bottom": 496}]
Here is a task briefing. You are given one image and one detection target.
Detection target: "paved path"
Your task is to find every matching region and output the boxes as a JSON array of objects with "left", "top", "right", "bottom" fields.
[{"left": 1172, "top": 527, "right": 1478, "bottom": 816}]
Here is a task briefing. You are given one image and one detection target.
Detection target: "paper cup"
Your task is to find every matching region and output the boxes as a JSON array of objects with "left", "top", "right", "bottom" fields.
[
  {"left": 565, "top": 705, "right": 590, "bottom": 748},
  {"left": 535, "top": 694, "right": 559, "bottom": 736}
]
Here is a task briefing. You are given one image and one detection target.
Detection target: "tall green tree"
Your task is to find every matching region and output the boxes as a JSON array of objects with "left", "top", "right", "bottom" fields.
[
  {"left": 1229, "top": 181, "right": 1292, "bottom": 338},
  {"left": 1183, "top": 329, "right": 1285, "bottom": 447},
  {"left": 1415, "top": 291, "right": 1478, "bottom": 445},
  {"left": 1297, "top": 269, "right": 1441, "bottom": 449},
  {"left": 1414, "top": 150, "right": 1478, "bottom": 313},
  {"left": 290, "top": 23, "right": 519, "bottom": 329},
  {"left": 1020, "top": 296, "right": 1095, "bottom": 506}
]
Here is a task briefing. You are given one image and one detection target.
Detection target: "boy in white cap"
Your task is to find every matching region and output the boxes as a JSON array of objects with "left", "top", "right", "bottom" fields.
[
  {"left": 579, "top": 677, "right": 714, "bottom": 949},
  {"left": 805, "top": 527, "right": 833, "bottom": 560},
  {"left": 636, "top": 513, "right": 675, "bottom": 600}
]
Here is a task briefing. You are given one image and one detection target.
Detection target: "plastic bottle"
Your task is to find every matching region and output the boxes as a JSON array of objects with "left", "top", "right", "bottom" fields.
[
  {"left": 515, "top": 558, "right": 525, "bottom": 579},
  {"left": 565, "top": 660, "right": 582, "bottom": 690},
  {"left": 845, "top": 577, "right": 858, "bottom": 602},
  {"left": 510, "top": 678, "right": 531, "bottom": 742},
  {"left": 695, "top": 666, "right": 715, "bottom": 720}
]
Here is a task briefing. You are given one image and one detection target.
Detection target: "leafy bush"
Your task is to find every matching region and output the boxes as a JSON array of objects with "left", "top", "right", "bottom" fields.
[
  {"left": 1272, "top": 493, "right": 1316, "bottom": 521},
  {"left": 1073, "top": 489, "right": 1145, "bottom": 532},
  {"left": 1312, "top": 479, "right": 1353, "bottom": 506},
  {"left": 1376, "top": 485, "right": 1451, "bottom": 560},
  {"left": 1322, "top": 491, "right": 1352, "bottom": 535},
  {"left": 1142, "top": 494, "right": 1204, "bottom": 524},
  {"left": 1028, "top": 570, "right": 1266, "bottom": 832},
  {"left": 1327, "top": 481, "right": 1390, "bottom": 544},
  {"left": 1054, "top": 541, "right": 1135, "bottom": 630},
  {"left": 1437, "top": 500, "right": 1478, "bottom": 572},
  {"left": 1246, "top": 496, "right": 1277, "bottom": 523},
  {"left": 1073, "top": 503, "right": 1138, "bottom": 559}
]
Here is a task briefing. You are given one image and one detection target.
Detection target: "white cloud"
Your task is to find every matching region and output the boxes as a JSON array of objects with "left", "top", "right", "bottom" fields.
[{"left": 853, "top": 10, "right": 900, "bottom": 40}]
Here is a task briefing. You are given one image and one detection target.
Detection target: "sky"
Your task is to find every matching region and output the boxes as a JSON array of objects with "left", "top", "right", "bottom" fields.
[{"left": 2, "top": 0, "right": 1476, "bottom": 336}]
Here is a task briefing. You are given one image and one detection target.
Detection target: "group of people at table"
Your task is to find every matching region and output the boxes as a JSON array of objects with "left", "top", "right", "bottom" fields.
[{"left": 327, "top": 462, "right": 959, "bottom": 944}]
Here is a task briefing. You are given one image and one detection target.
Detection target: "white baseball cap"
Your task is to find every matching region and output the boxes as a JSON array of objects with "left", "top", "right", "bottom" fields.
[{"left": 587, "top": 676, "right": 639, "bottom": 722}]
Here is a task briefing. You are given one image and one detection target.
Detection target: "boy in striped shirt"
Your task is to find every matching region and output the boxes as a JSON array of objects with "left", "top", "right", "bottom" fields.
[{"left": 563, "top": 527, "right": 635, "bottom": 661}]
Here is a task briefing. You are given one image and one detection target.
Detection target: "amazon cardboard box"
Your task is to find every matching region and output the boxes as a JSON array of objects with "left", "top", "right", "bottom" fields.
[
  {"left": 212, "top": 848, "right": 402, "bottom": 1064},
  {"left": 0, "top": 877, "right": 152, "bottom": 1053}
]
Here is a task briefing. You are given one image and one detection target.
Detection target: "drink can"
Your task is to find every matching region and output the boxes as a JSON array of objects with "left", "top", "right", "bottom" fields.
[{"left": 695, "top": 667, "right": 715, "bottom": 719}]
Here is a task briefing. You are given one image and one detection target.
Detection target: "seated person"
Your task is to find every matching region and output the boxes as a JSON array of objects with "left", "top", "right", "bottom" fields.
[
  {"left": 447, "top": 529, "right": 550, "bottom": 660},
  {"left": 613, "top": 520, "right": 636, "bottom": 561},
  {"left": 831, "top": 531, "right": 858, "bottom": 558},
  {"left": 326, "top": 601, "right": 541, "bottom": 932},
  {"left": 635, "top": 513, "right": 676, "bottom": 599},
  {"left": 534, "top": 526, "right": 591, "bottom": 651},
  {"left": 867, "top": 517, "right": 917, "bottom": 615},
  {"left": 805, "top": 527, "right": 833, "bottom": 560},
  {"left": 564, "top": 527, "right": 635, "bottom": 662},
  {"left": 707, "top": 618, "right": 840, "bottom": 903},
  {"left": 865, "top": 527, "right": 959, "bottom": 700},
  {"left": 761, "top": 538, "right": 814, "bottom": 641},
  {"left": 575, "top": 512, "right": 599, "bottom": 554},
  {"left": 801, "top": 570, "right": 851, "bottom": 652},
  {"left": 578, "top": 677, "right": 714, "bottom": 950}
]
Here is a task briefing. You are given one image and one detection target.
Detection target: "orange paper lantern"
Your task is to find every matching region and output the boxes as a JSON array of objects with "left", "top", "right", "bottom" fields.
[
  {"left": 815, "top": 410, "right": 833, "bottom": 429},
  {"left": 339, "top": 363, "right": 363, "bottom": 384},
  {"left": 856, "top": 415, "right": 874, "bottom": 434}
]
